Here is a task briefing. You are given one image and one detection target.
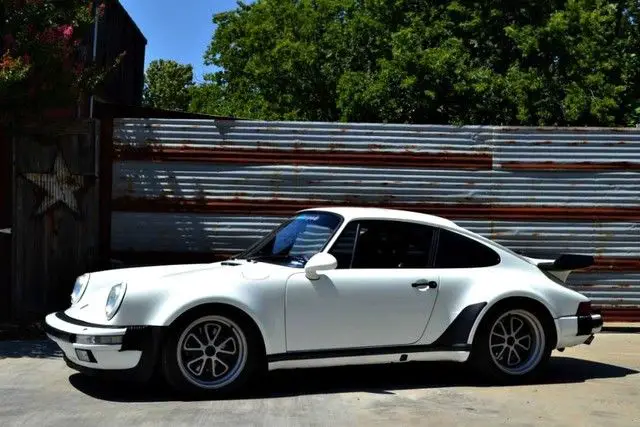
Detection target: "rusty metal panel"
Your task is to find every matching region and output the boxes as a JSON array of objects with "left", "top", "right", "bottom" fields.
[
  {"left": 456, "top": 221, "right": 639, "bottom": 259},
  {"left": 111, "top": 212, "right": 283, "bottom": 253},
  {"left": 567, "top": 273, "right": 640, "bottom": 307},
  {"left": 110, "top": 119, "right": 640, "bottom": 317},
  {"left": 112, "top": 162, "right": 495, "bottom": 205},
  {"left": 492, "top": 128, "right": 640, "bottom": 171},
  {"left": 111, "top": 162, "right": 640, "bottom": 209}
]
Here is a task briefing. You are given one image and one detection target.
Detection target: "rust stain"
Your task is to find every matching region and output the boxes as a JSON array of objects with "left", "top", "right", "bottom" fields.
[
  {"left": 567, "top": 140, "right": 589, "bottom": 146},
  {"left": 111, "top": 198, "right": 640, "bottom": 222},
  {"left": 598, "top": 308, "right": 640, "bottom": 322},
  {"left": 114, "top": 146, "right": 494, "bottom": 170},
  {"left": 501, "top": 161, "right": 640, "bottom": 171},
  {"left": 586, "top": 257, "right": 640, "bottom": 272},
  {"left": 533, "top": 140, "right": 553, "bottom": 145}
]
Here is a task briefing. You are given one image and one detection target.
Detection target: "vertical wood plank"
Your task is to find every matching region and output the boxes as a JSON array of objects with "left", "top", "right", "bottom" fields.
[
  {"left": 0, "top": 129, "right": 11, "bottom": 320},
  {"left": 11, "top": 120, "right": 100, "bottom": 321},
  {"left": 98, "top": 117, "right": 113, "bottom": 269}
]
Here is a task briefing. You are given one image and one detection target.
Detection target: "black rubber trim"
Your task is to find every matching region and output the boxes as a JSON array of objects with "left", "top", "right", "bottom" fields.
[
  {"left": 44, "top": 322, "right": 76, "bottom": 343},
  {"left": 267, "top": 343, "right": 472, "bottom": 363},
  {"left": 55, "top": 312, "right": 125, "bottom": 329},
  {"left": 47, "top": 312, "right": 163, "bottom": 352},
  {"left": 267, "top": 302, "right": 486, "bottom": 363},
  {"left": 430, "top": 302, "right": 487, "bottom": 347},
  {"left": 121, "top": 326, "right": 163, "bottom": 352},
  {"left": 577, "top": 314, "right": 603, "bottom": 336}
]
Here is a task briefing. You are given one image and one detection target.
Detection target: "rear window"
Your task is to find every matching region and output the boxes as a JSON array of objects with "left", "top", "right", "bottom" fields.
[{"left": 434, "top": 229, "right": 500, "bottom": 268}]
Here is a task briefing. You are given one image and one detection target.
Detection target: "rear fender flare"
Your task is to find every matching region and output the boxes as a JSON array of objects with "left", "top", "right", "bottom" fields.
[{"left": 466, "top": 293, "right": 559, "bottom": 347}]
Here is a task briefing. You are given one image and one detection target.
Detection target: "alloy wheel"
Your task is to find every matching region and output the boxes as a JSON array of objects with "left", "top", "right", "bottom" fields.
[
  {"left": 176, "top": 315, "right": 248, "bottom": 389},
  {"left": 488, "top": 309, "right": 546, "bottom": 375}
]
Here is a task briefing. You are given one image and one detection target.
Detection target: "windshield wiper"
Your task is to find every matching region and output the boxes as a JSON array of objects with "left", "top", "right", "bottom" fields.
[{"left": 246, "top": 254, "right": 309, "bottom": 264}]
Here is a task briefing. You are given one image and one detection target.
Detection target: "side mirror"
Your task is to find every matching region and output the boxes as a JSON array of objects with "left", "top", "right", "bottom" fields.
[{"left": 304, "top": 253, "right": 338, "bottom": 280}]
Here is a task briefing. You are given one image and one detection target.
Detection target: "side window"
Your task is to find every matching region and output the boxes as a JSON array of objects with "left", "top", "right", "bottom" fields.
[
  {"left": 328, "top": 222, "right": 359, "bottom": 268},
  {"left": 329, "top": 220, "right": 435, "bottom": 269},
  {"left": 434, "top": 229, "right": 500, "bottom": 268}
]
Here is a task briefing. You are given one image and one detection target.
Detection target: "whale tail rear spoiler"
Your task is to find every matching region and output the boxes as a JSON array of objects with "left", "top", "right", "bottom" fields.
[{"left": 525, "top": 254, "right": 594, "bottom": 283}]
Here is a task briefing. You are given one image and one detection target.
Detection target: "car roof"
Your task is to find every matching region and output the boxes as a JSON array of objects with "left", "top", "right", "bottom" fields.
[{"left": 299, "top": 206, "right": 462, "bottom": 229}]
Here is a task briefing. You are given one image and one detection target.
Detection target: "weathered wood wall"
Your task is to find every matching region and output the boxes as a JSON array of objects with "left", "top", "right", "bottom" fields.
[
  {"left": 0, "top": 129, "right": 11, "bottom": 321},
  {"left": 12, "top": 120, "right": 100, "bottom": 321}
]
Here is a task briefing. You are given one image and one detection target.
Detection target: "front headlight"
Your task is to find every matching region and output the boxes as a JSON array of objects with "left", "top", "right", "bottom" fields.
[
  {"left": 105, "top": 283, "right": 127, "bottom": 320},
  {"left": 70, "top": 274, "right": 90, "bottom": 305}
]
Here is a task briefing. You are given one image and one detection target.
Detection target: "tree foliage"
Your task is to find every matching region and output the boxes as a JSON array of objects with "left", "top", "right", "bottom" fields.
[
  {"left": 143, "top": 59, "right": 194, "bottom": 111},
  {"left": 191, "top": 0, "right": 640, "bottom": 126},
  {"left": 0, "top": 0, "right": 123, "bottom": 127}
]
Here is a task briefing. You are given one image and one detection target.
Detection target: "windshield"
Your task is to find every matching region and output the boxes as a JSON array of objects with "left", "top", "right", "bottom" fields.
[{"left": 235, "top": 211, "right": 343, "bottom": 267}]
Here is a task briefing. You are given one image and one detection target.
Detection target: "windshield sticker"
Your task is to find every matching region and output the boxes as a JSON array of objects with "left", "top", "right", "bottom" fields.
[{"left": 297, "top": 214, "right": 320, "bottom": 221}]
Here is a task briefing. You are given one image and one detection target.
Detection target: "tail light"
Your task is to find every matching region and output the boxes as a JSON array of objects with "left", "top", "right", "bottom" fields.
[{"left": 576, "top": 301, "right": 592, "bottom": 316}]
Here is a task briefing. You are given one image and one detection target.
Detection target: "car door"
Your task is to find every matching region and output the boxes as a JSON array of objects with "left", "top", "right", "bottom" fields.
[{"left": 284, "top": 219, "right": 440, "bottom": 352}]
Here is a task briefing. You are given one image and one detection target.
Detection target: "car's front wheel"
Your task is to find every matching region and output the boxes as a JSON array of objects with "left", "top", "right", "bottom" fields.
[
  {"left": 161, "top": 310, "right": 262, "bottom": 395},
  {"left": 471, "top": 306, "right": 552, "bottom": 383}
]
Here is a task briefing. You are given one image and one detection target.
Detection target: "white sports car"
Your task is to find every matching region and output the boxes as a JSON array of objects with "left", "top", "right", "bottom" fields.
[{"left": 44, "top": 207, "right": 603, "bottom": 394}]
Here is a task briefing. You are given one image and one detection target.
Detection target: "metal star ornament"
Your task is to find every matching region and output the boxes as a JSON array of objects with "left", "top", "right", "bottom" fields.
[{"left": 23, "top": 153, "right": 85, "bottom": 216}]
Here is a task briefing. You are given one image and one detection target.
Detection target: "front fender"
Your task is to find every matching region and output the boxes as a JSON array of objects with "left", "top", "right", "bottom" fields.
[{"left": 117, "top": 279, "right": 286, "bottom": 356}]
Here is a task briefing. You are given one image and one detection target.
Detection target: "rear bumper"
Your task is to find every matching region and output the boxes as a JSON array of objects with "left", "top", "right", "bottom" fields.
[
  {"left": 44, "top": 312, "right": 163, "bottom": 381},
  {"left": 555, "top": 312, "right": 603, "bottom": 349},
  {"left": 577, "top": 313, "right": 603, "bottom": 336}
]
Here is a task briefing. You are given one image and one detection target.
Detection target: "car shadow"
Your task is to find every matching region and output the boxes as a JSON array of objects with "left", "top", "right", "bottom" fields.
[
  {"left": 69, "top": 356, "right": 638, "bottom": 403},
  {"left": 0, "top": 340, "right": 62, "bottom": 359}
]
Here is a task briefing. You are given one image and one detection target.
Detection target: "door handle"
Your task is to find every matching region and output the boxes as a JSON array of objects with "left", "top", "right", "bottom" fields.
[{"left": 411, "top": 281, "right": 438, "bottom": 289}]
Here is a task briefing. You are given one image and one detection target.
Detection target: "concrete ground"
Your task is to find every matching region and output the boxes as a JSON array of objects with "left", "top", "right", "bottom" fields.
[{"left": 0, "top": 333, "right": 638, "bottom": 427}]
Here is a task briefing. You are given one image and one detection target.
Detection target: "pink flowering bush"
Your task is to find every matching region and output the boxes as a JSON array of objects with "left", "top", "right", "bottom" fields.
[{"left": 0, "top": 0, "right": 123, "bottom": 128}]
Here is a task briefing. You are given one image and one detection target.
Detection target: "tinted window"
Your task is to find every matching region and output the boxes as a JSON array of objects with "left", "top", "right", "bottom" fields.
[
  {"left": 238, "top": 211, "right": 342, "bottom": 267},
  {"left": 328, "top": 222, "right": 359, "bottom": 268},
  {"left": 434, "top": 229, "right": 500, "bottom": 268},
  {"left": 329, "top": 220, "right": 435, "bottom": 269}
]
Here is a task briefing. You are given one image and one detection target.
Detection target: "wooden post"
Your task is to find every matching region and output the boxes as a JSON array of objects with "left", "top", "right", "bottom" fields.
[
  {"left": 0, "top": 128, "right": 11, "bottom": 321},
  {"left": 98, "top": 116, "right": 113, "bottom": 270},
  {"left": 11, "top": 120, "right": 100, "bottom": 321}
]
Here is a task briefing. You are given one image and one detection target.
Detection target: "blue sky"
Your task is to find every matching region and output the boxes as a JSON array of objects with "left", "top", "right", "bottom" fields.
[{"left": 120, "top": 0, "right": 245, "bottom": 83}]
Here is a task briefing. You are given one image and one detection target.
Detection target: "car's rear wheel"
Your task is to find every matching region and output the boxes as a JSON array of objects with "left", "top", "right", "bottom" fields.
[
  {"left": 471, "top": 307, "right": 552, "bottom": 383},
  {"left": 161, "top": 310, "right": 261, "bottom": 395}
]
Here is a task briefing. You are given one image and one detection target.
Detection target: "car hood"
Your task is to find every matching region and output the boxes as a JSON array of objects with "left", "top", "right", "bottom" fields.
[
  {"left": 65, "top": 260, "right": 286, "bottom": 322},
  {"left": 85, "top": 260, "right": 278, "bottom": 290}
]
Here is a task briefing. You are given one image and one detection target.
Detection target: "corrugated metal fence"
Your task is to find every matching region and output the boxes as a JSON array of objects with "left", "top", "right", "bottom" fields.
[{"left": 110, "top": 119, "right": 640, "bottom": 321}]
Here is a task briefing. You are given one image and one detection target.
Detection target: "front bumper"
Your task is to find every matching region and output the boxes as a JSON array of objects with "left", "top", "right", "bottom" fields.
[
  {"left": 555, "top": 312, "right": 603, "bottom": 349},
  {"left": 44, "top": 311, "right": 162, "bottom": 381}
]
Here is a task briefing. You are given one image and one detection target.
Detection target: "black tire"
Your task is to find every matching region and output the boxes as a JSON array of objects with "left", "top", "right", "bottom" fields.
[
  {"left": 470, "top": 305, "right": 553, "bottom": 384},
  {"left": 160, "top": 307, "right": 264, "bottom": 396}
]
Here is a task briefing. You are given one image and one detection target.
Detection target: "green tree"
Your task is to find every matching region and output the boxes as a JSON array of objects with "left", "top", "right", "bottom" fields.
[
  {"left": 193, "top": 0, "right": 639, "bottom": 126},
  {"left": 143, "top": 59, "right": 194, "bottom": 111}
]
